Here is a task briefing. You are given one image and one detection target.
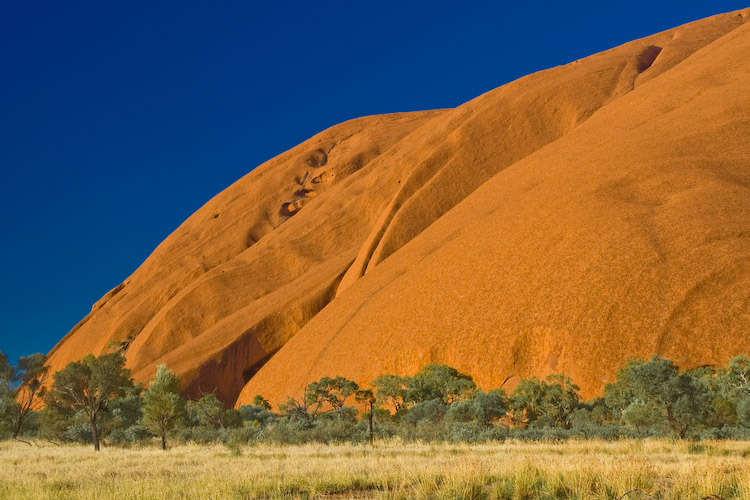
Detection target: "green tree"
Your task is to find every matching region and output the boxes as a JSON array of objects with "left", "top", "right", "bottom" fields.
[
  {"left": 0, "top": 351, "right": 48, "bottom": 441},
  {"left": 372, "top": 374, "right": 409, "bottom": 415},
  {"left": 621, "top": 400, "right": 662, "bottom": 437},
  {"left": 278, "top": 395, "right": 313, "bottom": 428},
  {"left": 188, "top": 393, "right": 242, "bottom": 429},
  {"left": 737, "top": 397, "right": 750, "bottom": 428},
  {"left": 472, "top": 389, "right": 508, "bottom": 426},
  {"left": 445, "top": 389, "right": 507, "bottom": 427},
  {"left": 0, "top": 352, "right": 12, "bottom": 437},
  {"left": 44, "top": 352, "right": 133, "bottom": 450},
  {"left": 716, "top": 355, "right": 750, "bottom": 403},
  {"left": 604, "top": 356, "right": 710, "bottom": 438},
  {"left": 406, "top": 364, "right": 476, "bottom": 405},
  {"left": 305, "top": 376, "right": 359, "bottom": 418},
  {"left": 142, "top": 365, "right": 186, "bottom": 450},
  {"left": 102, "top": 385, "right": 143, "bottom": 441},
  {"left": 509, "top": 374, "right": 580, "bottom": 428},
  {"left": 401, "top": 399, "right": 448, "bottom": 425},
  {"left": 355, "top": 389, "right": 376, "bottom": 444},
  {"left": 252, "top": 395, "right": 272, "bottom": 411}
]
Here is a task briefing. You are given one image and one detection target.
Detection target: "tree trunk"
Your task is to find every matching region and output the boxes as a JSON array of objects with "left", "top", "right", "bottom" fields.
[
  {"left": 161, "top": 432, "right": 167, "bottom": 450},
  {"left": 12, "top": 417, "right": 22, "bottom": 440},
  {"left": 90, "top": 415, "right": 100, "bottom": 451},
  {"left": 368, "top": 405, "right": 374, "bottom": 445}
]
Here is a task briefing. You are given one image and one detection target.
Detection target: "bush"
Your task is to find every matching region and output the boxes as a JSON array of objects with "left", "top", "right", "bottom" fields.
[
  {"left": 402, "top": 399, "right": 448, "bottom": 425},
  {"left": 238, "top": 404, "right": 277, "bottom": 426}
]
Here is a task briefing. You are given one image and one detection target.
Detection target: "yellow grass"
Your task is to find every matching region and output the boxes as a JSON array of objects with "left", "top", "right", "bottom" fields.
[{"left": 1, "top": 439, "right": 749, "bottom": 499}]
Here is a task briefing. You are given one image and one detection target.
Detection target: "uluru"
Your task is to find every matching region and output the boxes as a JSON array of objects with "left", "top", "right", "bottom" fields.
[{"left": 42, "top": 8, "right": 750, "bottom": 407}]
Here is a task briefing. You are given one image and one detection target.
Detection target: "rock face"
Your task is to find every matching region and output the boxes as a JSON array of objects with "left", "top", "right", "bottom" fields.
[{"left": 45, "top": 9, "right": 750, "bottom": 406}]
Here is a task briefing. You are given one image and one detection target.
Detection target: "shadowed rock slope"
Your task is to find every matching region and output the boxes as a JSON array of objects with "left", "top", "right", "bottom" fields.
[{"left": 46, "top": 9, "right": 750, "bottom": 405}]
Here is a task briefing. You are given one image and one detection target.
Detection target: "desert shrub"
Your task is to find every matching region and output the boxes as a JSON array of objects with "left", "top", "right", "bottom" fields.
[
  {"left": 402, "top": 399, "right": 448, "bottom": 425},
  {"left": 397, "top": 421, "right": 449, "bottom": 442},
  {"left": 308, "top": 416, "right": 358, "bottom": 444},
  {"left": 65, "top": 422, "right": 94, "bottom": 443},
  {"left": 736, "top": 397, "right": 750, "bottom": 428},
  {"left": 446, "top": 422, "right": 507, "bottom": 443},
  {"left": 266, "top": 418, "right": 308, "bottom": 444},
  {"left": 106, "top": 424, "right": 151, "bottom": 445},
  {"left": 509, "top": 374, "right": 580, "bottom": 428},
  {"left": 188, "top": 393, "right": 242, "bottom": 430},
  {"left": 222, "top": 425, "right": 265, "bottom": 445},
  {"left": 172, "top": 425, "right": 223, "bottom": 444},
  {"left": 238, "top": 404, "right": 277, "bottom": 426}
]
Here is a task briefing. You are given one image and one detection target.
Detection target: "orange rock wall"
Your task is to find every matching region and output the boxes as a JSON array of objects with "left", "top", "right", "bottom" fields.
[{"left": 45, "top": 10, "right": 750, "bottom": 407}]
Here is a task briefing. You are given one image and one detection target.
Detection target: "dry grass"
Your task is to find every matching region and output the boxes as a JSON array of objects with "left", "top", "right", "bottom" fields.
[{"left": 1, "top": 439, "right": 749, "bottom": 499}]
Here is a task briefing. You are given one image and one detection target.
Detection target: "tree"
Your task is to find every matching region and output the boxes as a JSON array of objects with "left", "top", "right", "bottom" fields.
[
  {"left": 355, "top": 389, "right": 376, "bottom": 444},
  {"left": 252, "top": 395, "right": 272, "bottom": 411},
  {"left": 305, "top": 376, "right": 359, "bottom": 418},
  {"left": 473, "top": 389, "right": 508, "bottom": 426},
  {"left": 621, "top": 400, "right": 662, "bottom": 437},
  {"left": 604, "top": 356, "right": 710, "bottom": 438},
  {"left": 509, "top": 374, "right": 580, "bottom": 428},
  {"left": 406, "top": 364, "right": 476, "bottom": 405},
  {"left": 372, "top": 374, "right": 409, "bottom": 415},
  {"left": 44, "top": 352, "right": 133, "bottom": 451},
  {"left": 737, "top": 397, "right": 750, "bottom": 428},
  {"left": 401, "top": 399, "right": 448, "bottom": 425},
  {"left": 102, "top": 385, "right": 143, "bottom": 441},
  {"left": 188, "top": 393, "right": 242, "bottom": 429},
  {"left": 0, "top": 352, "right": 12, "bottom": 437},
  {"left": 278, "top": 395, "right": 313, "bottom": 428},
  {"left": 0, "top": 351, "right": 48, "bottom": 441},
  {"left": 142, "top": 365, "right": 186, "bottom": 450},
  {"left": 445, "top": 389, "right": 507, "bottom": 427},
  {"left": 716, "top": 356, "right": 750, "bottom": 403}
]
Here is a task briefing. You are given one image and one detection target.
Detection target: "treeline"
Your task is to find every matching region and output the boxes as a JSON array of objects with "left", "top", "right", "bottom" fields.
[{"left": 2, "top": 349, "right": 750, "bottom": 450}]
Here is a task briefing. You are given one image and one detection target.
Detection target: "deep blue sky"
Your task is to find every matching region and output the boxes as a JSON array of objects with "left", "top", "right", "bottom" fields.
[{"left": 1, "top": 1, "right": 746, "bottom": 364}]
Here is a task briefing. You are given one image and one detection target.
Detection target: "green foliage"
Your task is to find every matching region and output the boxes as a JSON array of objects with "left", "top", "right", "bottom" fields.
[
  {"left": 252, "top": 394, "right": 272, "bottom": 411},
  {"left": 445, "top": 390, "right": 507, "bottom": 426},
  {"left": 620, "top": 400, "right": 662, "bottom": 436},
  {"left": 406, "top": 364, "right": 476, "bottom": 405},
  {"left": 142, "top": 365, "right": 186, "bottom": 449},
  {"left": 355, "top": 389, "right": 376, "bottom": 444},
  {"left": 44, "top": 352, "right": 133, "bottom": 450},
  {"left": 603, "top": 355, "right": 711, "bottom": 438},
  {"left": 101, "top": 385, "right": 143, "bottom": 440},
  {"left": 188, "top": 393, "right": 242, "bottom": 430},
  {"left": 737, "top": 397, "right": 750, "bottom": 428},
  {"left": 305, "top": 376, "right": 359, "bottom": 418},
  {"left": 717, "top": 356, "right": 750, "bottom": 403},
  {"left": 372, "top": 374, "right": 409, "bottom": 414},
  {"left": 238, "top": 404, "right": 277, "bottom": 426},
  {"left": 704, "top": 396, "right": 737, "bottom": 428},
  {"left": 402, "top": 399, "right": 448, "bottom": 425},
  {"left": 278, "top": 396, "right": 314, "bottom": 429},
  {"left": 9, "top": 350, "right": 750, "bottom": 447},
  {"left": 509, "top": 374, "right": 580, "bottom": 428},
  {"left": 0, "top": 351, "right": 11, "bottom": 437},
  {"left": 0, "top": 350, "right": 48, "bottom": 439}
]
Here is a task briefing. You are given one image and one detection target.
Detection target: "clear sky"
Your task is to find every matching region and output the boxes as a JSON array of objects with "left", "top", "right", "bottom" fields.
[{"left": 1, "top": 1, "right": 747, "bottom": 364}]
